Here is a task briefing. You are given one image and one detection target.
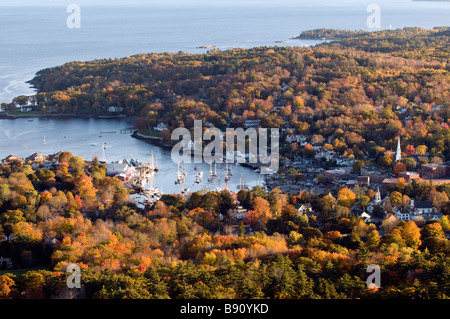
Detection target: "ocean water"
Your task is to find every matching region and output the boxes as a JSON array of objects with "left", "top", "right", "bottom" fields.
[{"left": 0, "top": 0, "right": 449, "bottom": 103}]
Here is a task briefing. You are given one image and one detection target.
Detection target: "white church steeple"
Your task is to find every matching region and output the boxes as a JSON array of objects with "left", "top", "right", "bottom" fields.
[
  {"left": 375, "top": 187, "right": 382, "bottom": 204},
  {"left": 395, "top": 136, "right": 402, "bottom": 162}
]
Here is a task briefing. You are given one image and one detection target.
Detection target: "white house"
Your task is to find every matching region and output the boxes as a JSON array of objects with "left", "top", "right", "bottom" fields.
[
  {"left": 107, "top": 162, "right": 136, "bottom": 180},
  {"left": 20, "top": 106, "right": 33, "bottom": 112},
  {"left": 231, "top": 206, "right": 248, "bottom": 220},
  {"left": 394, "top": 199, "right": 442, "bottom": 221},
  {"left": 295, "top": 203, "right": 313, "bottom": 215},
  {"left": 108, "top": 106, "right": 124, "bottom": 113},
  {"left": 361, "top": 212, "right": 372, "bottom": 223},
  {"left": 153, "top": 123, "right": 169, "bottom": 131},
  {"left": 43, "top": 161, "right": 59, "bottom": 170}
]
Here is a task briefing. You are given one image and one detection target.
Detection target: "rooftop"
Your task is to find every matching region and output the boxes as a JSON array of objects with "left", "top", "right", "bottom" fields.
[{"left": 415, "top": 201, "right": 433, "bottom": 209}]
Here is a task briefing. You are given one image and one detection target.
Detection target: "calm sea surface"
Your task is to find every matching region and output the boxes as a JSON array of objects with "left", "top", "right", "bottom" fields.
[
  {"left": 0, "top": 0, "right": 448, "bottom": 193},
  {"left": 0, "top": 117, "right": 263, "bottom": 194},
  {"left": 1, "top": 1, "right": 449, "bottom": 103}
]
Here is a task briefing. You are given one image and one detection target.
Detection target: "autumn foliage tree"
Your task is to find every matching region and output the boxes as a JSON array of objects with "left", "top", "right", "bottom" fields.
[
  {"left": 337, "top": 188, "right": 356, "bottom": 207},
  {"left": 393, "top": 162, "right": 407, "bottom": 176}
]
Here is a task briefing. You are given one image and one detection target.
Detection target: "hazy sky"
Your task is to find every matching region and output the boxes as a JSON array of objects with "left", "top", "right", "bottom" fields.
[{"left": 0, "top": 0, "right": 418, "bottom": 7}]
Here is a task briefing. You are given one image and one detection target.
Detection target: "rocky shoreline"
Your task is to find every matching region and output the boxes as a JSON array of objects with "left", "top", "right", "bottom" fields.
[{"left": 131, "top": 131, "right": 174, "bottom": 150}]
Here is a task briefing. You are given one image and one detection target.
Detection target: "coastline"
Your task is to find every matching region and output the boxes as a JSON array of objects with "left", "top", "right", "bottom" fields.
[
  {"left": 131, "top": 131, "right": 173, "bottom": 150},
  {"left": 0, "top": 112, "right": 132, "bottom": 120}
]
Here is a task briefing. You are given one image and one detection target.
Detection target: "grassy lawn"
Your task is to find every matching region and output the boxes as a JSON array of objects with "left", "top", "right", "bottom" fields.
[
  {"left": 139, "top": 129, "right": 161, "bottom": 138},
  {"left": 6, "top": 110, "right": 45, "bottom": 117}
]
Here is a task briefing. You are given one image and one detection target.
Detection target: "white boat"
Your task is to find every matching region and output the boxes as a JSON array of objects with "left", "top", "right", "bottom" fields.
[
  {"left": 236, "top": 173, "right": 249, "bottom": 190},
  {"left": 154, "top": 156, "right": 159, "bottom": 172},
  {"left": 225, "top": 162, "right": 232, "bottom": 177},
  {"left": 208, "top": 160, "right": 214, "bottom": 182},
  {"left": 194, "top": 171, "right": 203, "bottom": 184},
  {"left": 175, "top": 162, "right": 185, "bottom": 185}
]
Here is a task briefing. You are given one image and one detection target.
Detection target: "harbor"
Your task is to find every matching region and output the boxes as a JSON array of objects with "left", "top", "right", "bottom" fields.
[
  {"left": 108, "top": 151, "right": 265, "bottom": 207},
  {"left": 0, "top": 117, "right": 262, "bottom": 196}
]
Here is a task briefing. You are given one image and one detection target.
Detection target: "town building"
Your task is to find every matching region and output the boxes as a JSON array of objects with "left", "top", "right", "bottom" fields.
[
  {"left": 107, "top": 162, "right": 136, "bottom": 181},
  {"left": 360, "top": 166, "right": 389, "bottom": 184},
  {"left": 381, "top": 178, "right": 398, "bottom": 190},
  {"left": 398, "top": 171, "right": 421, "bottom": 182},
  {"left": 357, "top": 176, "right": 370, "bottom": 186},
  {"left": 231, "top": 206, "right": 248, "bottom": 220},
  {"left": 324, "top": 168, "right": 350, "bottom": 182},
  {"left": 419, "top": 163, "right": 449, "bottom": 179},
  {"left": 393, "top": 199, "right": 442, "bottom": 222}
]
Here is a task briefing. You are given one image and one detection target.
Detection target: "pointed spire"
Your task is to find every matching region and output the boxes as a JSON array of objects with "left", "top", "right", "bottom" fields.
[
  {"left": 395, "top": 136, "right": 402, "bottom": 162},
  {"left": 375, "top": 187, "right": 381, "bottom": 204}
]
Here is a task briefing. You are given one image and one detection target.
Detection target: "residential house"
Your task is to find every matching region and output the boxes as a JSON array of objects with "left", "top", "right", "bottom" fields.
[
  {"left": 285, "top": 134, "right": 307, "bottom": 144},
  {"left": 43, "top": 161, "right": 59, "bottom": 170},
  {"left": 315, "top": 149, "right": 336, "bottom": 162},
  {"left": 20, "top": 106, "right": 33, "bottom": 112},
  {"left": 231, "top": 206, "right": 248, "bottom": 220},
  {"left": 108, "top": 106, "right": 124, "bottom": 113},
  {"left": 295, "top": 203, "right": 313, "bottom": 215},
  {"left": 244, "top": 119, "right": 261, "bottom": 129},
  {"left": 1, "top": 154, "right": 24, "bottom": 165},
  {"left": 361, "top": 212, "right": 372, "bottom": 223},
  {"left": 393, "top": 199, "right": 442, "bottom": 221},
  {"left": 153, "top": 123, "right": 169, "bottom": 131},
  {"left": 25, "top": 152, "right": 47, "bottom": 164},
  {"left": 47, "top": 151, "right": 63, "bottom": 161}
]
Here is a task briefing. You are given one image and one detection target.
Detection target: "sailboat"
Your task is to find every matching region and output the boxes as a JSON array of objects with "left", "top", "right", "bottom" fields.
[
  {"left": 213, "top": 162, "right": 217, "bottom": 177},
  {"left": 149, "top": 150, "right": 155, "bottom": 173},
  {"left": 43, "top": 136, "right": 46, "bottom": 146},
  {"left": 208, "top": 159, "right": 214, "bottom": 182},
  {"left": 143, "top": 173, "right": 162, "bottom": 201},
  {"left": 237, "top": 173, "right": 248, "bottom": 190},
  {"left": 175, "top": 162, "right": 185, "bottom": 185},
  {"left": 101, "top": 142, "right": 107, "bottom": 163},
  {"left": 237, "top": 174, "right": 243, "bottom": 190},
  {"left": 182, "top": 163, "right": 187, "bottom": 176},
  {"left": 154, "top": 155, "right": 159, "bottom": 172},
  {"left": 225, "top": 161, "right": 232, "bottom": 177},
  {"left": 194, "top": 171, "right": 203, "bottom": 185}
]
